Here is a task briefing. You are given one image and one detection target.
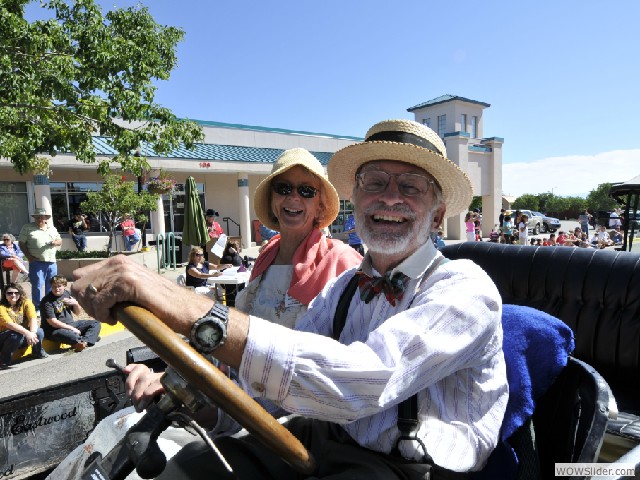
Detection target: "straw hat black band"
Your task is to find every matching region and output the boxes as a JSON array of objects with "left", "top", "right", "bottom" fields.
[{"left": 366, "top": 131, "right": 441, "bottom": 155}]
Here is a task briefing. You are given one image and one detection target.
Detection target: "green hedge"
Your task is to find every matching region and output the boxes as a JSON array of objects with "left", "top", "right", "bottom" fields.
[{"left": 56, "top": 250, "right": 110, "bottom": 260}]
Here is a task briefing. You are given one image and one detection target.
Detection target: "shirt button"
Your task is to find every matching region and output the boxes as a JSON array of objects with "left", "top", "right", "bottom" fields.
[{"left": 251, "top": 382, "right": 265, "bottom": 393}]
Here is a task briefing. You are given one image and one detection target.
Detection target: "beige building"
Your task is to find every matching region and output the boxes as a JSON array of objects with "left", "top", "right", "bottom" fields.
[
  {"left": 0, "top": 95, "right": 503, "bottom": 252},
  {"left": 407, "top": 95, "right": 503, "bottom": 238}
]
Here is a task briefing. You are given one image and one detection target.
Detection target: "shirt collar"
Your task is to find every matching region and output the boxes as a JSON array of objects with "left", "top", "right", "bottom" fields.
[{"left": 360, "top": 239, "right": 440, "bottom": 280}]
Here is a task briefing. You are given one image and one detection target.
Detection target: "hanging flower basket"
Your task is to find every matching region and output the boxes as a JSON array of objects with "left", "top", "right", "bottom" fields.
[
  {"left": 147, "top": 185, "right": 173, "bottom": 195},
  {"left": 145, "top": 170, "right": 176, "bottom": 195}
]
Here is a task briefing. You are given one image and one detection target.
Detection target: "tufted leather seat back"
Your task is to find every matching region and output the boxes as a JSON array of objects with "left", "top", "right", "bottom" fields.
[{"left": 441, "top": 242, "right": 640, "bottom": 415}]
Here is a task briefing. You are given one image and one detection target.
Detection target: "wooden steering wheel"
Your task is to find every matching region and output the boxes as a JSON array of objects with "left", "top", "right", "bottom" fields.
[{"left": 113, "top": 302, "right": 316, "bottom": 475}]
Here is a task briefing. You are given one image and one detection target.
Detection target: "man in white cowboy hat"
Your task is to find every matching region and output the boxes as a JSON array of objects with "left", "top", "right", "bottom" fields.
[
  {"left": 71, "top": 120, "right": 507, "bottom": 478},
  {"left": 18, "top": 207, "right": 62, "bottom": 315}
]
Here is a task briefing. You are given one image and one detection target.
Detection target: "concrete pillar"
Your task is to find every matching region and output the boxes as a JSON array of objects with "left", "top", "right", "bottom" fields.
[
  {"left": 238, "top": 175, "right": 251, "bottom": 249},
  {"left": 481, "top": 137, "right": 504, "bottom": 237},
  {"left": 33, "top": 174, "right": 53, "bottom": 226},
  {"left": 443, "top": 134, "right": 470, "bottom": 240},
  {"left": 151, "top": 196, "right": 165, "bottom": 236}
]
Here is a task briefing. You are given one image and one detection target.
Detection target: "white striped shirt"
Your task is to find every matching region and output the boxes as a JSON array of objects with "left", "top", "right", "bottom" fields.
[{"left": 225, "top": 241, "right": 508, "bottom": 472}]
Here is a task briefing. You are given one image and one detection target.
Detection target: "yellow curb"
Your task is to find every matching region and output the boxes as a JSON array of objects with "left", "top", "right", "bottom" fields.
[{"left": 12, "top": 322, "right": 125, "bottom": 360}]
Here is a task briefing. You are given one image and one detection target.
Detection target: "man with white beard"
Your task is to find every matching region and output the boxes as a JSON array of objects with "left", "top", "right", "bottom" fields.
[{"left": 72, "top": 119, "right": 507, "bottom": 479}]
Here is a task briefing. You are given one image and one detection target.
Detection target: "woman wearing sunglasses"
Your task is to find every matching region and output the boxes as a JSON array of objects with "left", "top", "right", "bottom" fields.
[
  {"left": 184, "top": 246, "right": 229, "bottom": 294},
  {"left": 0, "top": 283, "right": 48, "bottom": 369},
  {"left": 123, "top": 149, "right": 363, "bottom": 421},
  {"left": 235, "top": 148, "right": 363, "bottom": 328}
]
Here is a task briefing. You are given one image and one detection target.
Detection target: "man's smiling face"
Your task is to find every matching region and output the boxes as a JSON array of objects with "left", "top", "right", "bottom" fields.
[{"left": 353, "top": 160, "right": 444, "bottom": 263}]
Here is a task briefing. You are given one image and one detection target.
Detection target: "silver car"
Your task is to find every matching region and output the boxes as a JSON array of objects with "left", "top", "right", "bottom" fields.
[{"left": 531, "top": 211, "right": 561, "bottom": 233}]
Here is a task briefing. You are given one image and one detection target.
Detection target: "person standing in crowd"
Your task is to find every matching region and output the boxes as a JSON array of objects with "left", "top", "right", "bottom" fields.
[
  {"left": 41, "top": 275, "right": 101, "bottom": 353},
  {"left": 73, "top": 120, "right": 507, "bottom": 478},
  {"left": 1, "top": 233, "right": 29, "bottom": 283},
  {"left": 0, "top": 283, "right": 48, "bottom": 369},
  {"left": 120, "top": 213, "right": 141, "bottom": 251},
  {"left": 502, "top": 213, "right": 514, "bottom": 244},
  {"left": 67, "top": 211, "right": 90, "bottom": 252},
  {"left": 205, "top": 209, "right": 224, "bottom": 242},
  {"left": 18, "top": 207, "right": 62, "bottom": 315},
  {"left": 577, "top": 209, "right": 592, "bottom": 234},
  {"left": 464, "top": 211, "right": 476, "bottom": 241},
  {"left": 518, "top": 213, "right": 529, "bottom": 245},
  {"left": 498, "top": 208, "right": 506, "bottom": 227},
  {"left": 343, "top": 212, "right": 365, "bottom": 255}
]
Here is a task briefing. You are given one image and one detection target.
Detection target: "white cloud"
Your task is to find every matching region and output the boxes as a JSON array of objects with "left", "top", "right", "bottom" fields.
[{"left": 502, "top": 149, "right": 640, "bottom": 198}]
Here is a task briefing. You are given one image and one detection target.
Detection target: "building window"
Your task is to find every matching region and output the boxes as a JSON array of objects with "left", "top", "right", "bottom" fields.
[
  {"left": 50, "top": 182, "right": 106, "bottom": 232},
  {"left": 461, "top": 114, "right": 467, "bottom": 133},
  {"left": 471, "top": 116, "right": 478, "bottom": 138},
  {"left": 437, "top": 115, "right": 446, "bottom": 137},
  {"left": 422, "top": 118, "right": 431, "bottom": 128},
  {"left": 0, "top": 182, "right": 29, "bottom": 237}
]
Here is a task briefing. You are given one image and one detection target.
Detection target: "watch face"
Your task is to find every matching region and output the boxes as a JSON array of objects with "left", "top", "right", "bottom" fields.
[{"left": 199, "top": 323, "right": 222, "bottom": 345}]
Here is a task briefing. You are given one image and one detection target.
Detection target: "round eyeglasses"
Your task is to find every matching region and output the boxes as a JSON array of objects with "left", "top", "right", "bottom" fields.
[
  {"left": 356, "top": 170, "right": 434, "bottom": 197},
  {"left": 272, "top": 182, "right": 318, "bottom": 199}
]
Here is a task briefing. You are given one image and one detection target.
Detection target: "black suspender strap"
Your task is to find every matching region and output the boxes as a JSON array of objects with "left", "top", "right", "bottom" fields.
[{"left": 332, "top": 274, "right": 359, "bottom": 341}]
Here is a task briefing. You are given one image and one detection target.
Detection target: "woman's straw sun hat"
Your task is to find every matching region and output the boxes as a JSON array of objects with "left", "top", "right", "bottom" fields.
[
  {"left": 254, "top": 148, "right": 340, "bottom": 231},
  {"left": 328, "top": 119, "right": 473, "bottom": 216}
]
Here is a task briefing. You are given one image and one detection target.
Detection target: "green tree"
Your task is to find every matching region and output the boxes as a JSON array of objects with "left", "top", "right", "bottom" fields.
[
  {"left": 512, "top": 194, "right": 540, "bottom": 211},
  {"left": 469, "top": 195, "right": 482, "bottom": 212},
  {"left": 81, "top": 174, "right": 157, "bottom": 255},
  {"left": 0, "top": 0, "right": 203, "bottom": 175},
  {"left": 586, "top": 183, "right": 617, "bottom": 214}
]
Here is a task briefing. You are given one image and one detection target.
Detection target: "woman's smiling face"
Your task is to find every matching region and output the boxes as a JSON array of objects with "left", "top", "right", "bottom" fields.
[{"left": 270, "top": 165, "right": 323, "bottom": 237}]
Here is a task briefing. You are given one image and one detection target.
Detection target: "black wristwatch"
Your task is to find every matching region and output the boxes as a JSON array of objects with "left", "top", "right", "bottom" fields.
[{"left": 189, "top": 303, "right": 229, "bottom": 354}]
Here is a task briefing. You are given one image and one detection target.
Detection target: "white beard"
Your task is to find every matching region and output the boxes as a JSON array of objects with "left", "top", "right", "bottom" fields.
[{"left": 355, "top": 203, "right": 434, "bottom": 256}]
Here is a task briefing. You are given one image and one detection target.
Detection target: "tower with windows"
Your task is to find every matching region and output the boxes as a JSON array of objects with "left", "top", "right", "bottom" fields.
[{"left": 407, "top": 95, "right": 503, "bottom": 239}]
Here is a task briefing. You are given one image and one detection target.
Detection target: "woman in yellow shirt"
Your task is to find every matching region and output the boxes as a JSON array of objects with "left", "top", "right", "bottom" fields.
[{"left": 0, "top": 283, "right": 48, "bottom": 369}]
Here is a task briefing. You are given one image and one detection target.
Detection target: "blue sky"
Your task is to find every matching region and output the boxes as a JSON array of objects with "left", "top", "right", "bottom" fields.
[{"left": 27, "top": 1, "right": 640, "bottom": 197}]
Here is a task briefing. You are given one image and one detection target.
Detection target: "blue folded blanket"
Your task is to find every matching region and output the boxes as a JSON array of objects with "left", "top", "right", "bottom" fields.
[{"left": 473, "top": 304, "right": 575, "bottom": 479}]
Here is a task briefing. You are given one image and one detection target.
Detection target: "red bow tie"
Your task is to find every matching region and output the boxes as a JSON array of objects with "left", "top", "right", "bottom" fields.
[{"left": 356, "top": 271, "right": 410, "bottom": 306}]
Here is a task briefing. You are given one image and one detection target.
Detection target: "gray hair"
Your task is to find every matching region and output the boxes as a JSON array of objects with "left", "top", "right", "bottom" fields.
[{"left": 2, "top": 233, "right": 15, "bottom": 242}]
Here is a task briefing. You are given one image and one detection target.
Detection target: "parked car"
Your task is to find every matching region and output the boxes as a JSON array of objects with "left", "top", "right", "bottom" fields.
[
  {"left": 517, "top": 209, "right": 544, "bottom": 235},
  {"left": 531, "top": 211, "right": 561, "bottom": 233}
]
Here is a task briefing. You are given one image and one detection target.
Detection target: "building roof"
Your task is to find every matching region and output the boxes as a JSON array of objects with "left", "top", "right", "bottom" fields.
[
  {"left": 91, "top": 137, "right": 334, "bottom": 165},
  {"left": 189, "top": 119, "right": 361, "bottom": 141},
  {"left": 407, "top": 94, "right": 491, "bottom": 112}
]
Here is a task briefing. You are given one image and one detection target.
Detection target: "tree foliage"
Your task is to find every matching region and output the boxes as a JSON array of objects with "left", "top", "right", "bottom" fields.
[
  {"left": 511, "top": 194, "right": 540, "bottom": 211},
  {"left": 0, "top": 0, "right": 203, "bottom": 175},
  {"left": 586, "top": 183, "right": 617, "bottom": 213},
  {"left": 81, "top": 174, "right": 158, "bottom": 255}
]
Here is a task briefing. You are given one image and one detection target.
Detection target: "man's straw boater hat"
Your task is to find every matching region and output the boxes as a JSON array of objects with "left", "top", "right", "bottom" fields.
[
  {"left": 254, "top": 148, "right": 340, "bottom": 231},
  {"left": 328, "top": 119, "right": 473, "bottom": 216}
]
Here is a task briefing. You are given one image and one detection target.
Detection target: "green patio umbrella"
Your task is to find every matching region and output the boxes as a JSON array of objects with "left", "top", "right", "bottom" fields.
[{"left": 182, "top": 176, "right": 209, "bottom": 248}]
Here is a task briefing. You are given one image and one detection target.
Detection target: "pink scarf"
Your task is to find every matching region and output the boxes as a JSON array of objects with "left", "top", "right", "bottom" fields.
[{"left": 250, "top": 229, "right": 363, "bottom": 305}]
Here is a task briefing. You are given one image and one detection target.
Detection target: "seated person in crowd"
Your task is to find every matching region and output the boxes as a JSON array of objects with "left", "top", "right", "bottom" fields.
[
  {"left": 0, "top": 233, "right": 29, "bottom": 282},
  {"left": 609, "top": 225, "right": 623, "bottom": 245},
  {"left": 596, "top": 225, "right": 613, "bottom": 248},
  {"left": 185, "top": 246, "right": 228, "bottom": 292},
  {"left": 0, "top": 283, "right": 48, "bottom": 369},
  {"left": 545, "top": 233, "right": 557, "bottom": 246},
  {"left": 220, "top": 241, "right": 244, "bottom": 307},
  {"left": 67, "top": 211, "right": 89, "bottom": 252},
  {"left": 41, "top": 275, "right": 101, "bottom": 352}
]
